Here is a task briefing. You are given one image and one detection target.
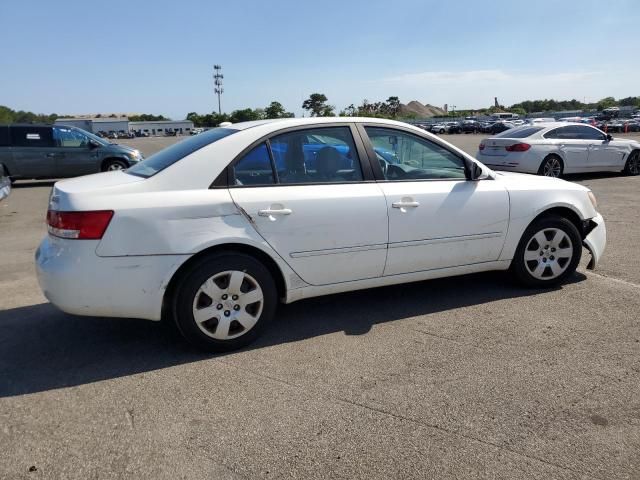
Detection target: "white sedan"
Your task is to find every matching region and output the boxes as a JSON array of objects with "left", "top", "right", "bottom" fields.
[
  {"left": 36, "top": 117, "right": 606, "bottom": 351},
  {"left": 477, "top": 122, "right": 640, "bottom": 177}
]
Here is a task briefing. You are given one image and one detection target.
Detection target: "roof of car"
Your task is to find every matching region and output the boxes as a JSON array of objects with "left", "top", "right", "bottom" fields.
[{"left": 224, "top": 116, "right": 423, "bottom": 131}]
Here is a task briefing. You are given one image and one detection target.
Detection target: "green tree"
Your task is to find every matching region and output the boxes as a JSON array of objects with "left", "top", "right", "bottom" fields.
[
  {"left": 302, "top": 93, "right": 334, "bottom": 117},
  {"left": 229, "top": 108, "right": 261, "bottom": 123},
  {"left": 265, "top": 101, "right": 285, "bottom": 119},
  {"left": 596, "top": 97, "right": 617, "bottom": 111},
  {"left": 385, "top": 96, "right": 401, "bottom": 117}
]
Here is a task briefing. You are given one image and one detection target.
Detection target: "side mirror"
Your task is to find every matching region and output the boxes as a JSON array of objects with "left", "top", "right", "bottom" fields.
[
  {"left": 464, "top": 158, "right": 483, "bottom": 180},
  {"left": 89, "top": 140, "right": 100, "bottom": 149},
  {"left": 605, "top": 134, "right": 613, "bottom": 141}
]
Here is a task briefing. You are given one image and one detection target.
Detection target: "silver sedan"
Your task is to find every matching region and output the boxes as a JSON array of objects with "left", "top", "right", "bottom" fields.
[{"left": 476, "top": 122, "right": 640, "bottom": 177}]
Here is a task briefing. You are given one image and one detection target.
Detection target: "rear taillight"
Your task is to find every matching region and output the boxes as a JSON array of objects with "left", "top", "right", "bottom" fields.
[
  {"left": 505, "top": 143, "right": 531, "bottom": 152},
  {"left": 47, "top": 210, "right": 114, "bottom": 239},
  {"left": 479, "top": 143, "right": 485, "bottom": 150}
]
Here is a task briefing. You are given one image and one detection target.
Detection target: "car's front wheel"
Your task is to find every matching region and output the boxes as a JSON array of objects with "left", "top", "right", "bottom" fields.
[
  {"left": 172, "top": 252, "right": 277, "bottom": 352},
  {"left": 511, "top": 215, "right": 582, "bottom": 287},
  {"left": 623, "top": 150, "right": 640, "bottom": 176},
  {"left": 102, "top": 159, "right": 128, "bottom": 171}
]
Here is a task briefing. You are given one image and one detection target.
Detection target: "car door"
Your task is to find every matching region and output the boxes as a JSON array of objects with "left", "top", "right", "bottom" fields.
[
  {"left": 228, "top": 125, "right": 388, "bottom": 286},
  {"left": 9, "top": 126, "right": 58, "bottom": 178},
  {"left": 360, "top": 125, "right": 509, "bottom": 276},
  {"left": 52, "top": 126, "right": 99, "bottom": 176},
  {"left": 545, "top": 126, "right": 591, "bottom": 172},
  {"left": 573, "top": 125, "right": 626, "bottom": 169}
]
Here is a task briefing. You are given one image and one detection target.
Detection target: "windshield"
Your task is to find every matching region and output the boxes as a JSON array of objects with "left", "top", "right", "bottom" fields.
[
  {"left": 127, "top": 127, "right": 237, "bottom": 178},
  {"left": 495, "top": 126, "right": 543, "bottom": 138}
]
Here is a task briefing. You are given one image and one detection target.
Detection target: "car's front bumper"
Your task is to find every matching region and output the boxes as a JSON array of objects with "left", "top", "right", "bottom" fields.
[
  {"left": 583, "top": 213, "right": 606, "bottom": 270},
  {"left": 35, "top": 235, "right": 187, "bottom": 320}
]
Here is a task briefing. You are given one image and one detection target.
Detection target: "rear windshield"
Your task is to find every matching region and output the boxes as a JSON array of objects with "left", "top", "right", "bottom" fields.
[
  {"left": 495, "top": 126, "right": 544, "bottom": 138},
  {"left": 127, "top": 128, "right": 237, "bottom": 178}
]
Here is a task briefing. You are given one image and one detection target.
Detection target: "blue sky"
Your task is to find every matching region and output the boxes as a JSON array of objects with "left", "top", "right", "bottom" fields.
[{"left": 1, "top": 0, "right": 638, "bottom": 119}]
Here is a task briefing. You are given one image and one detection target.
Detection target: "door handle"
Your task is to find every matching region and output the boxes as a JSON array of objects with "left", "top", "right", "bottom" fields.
[
  {"left": 258, "top": 208, "right": 292, "bottom": 217},
  {"left": 392, "top": 201, "right": 420, "bottom": 209}
]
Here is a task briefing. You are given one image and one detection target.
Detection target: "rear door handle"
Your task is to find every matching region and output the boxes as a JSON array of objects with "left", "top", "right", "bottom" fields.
[
  {"left": 392, "top": 201, "right": 420, "bottom": 209},
  {"left": 258, "top": 208, "right": 292, "bottom": 217}
]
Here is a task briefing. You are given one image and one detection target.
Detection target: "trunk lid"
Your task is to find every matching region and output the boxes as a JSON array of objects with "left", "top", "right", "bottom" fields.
[{"left": 49, "top": 171, "right": 145, "bottom": 211}]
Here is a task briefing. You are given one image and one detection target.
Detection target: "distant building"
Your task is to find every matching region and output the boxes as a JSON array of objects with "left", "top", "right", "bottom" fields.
[{"left": 54, "top": 118, "right": 194, "bottom": 135}]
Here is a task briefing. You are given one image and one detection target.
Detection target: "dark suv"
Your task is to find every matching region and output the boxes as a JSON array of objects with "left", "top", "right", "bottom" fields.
[{"left": 0, "top": 124, "right": 143, "bottom": 181}]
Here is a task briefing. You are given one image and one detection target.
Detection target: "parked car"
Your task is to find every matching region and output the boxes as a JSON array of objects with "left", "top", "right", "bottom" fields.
[
  {"left": 476, "top": 122, "right": 640, "bottom": 177},
  {"left": 190, "top": 127, "right": 205, "bottom": 135},
  {"left": 0, "top": 163, "right": 10, "bottom": 201},
  {"left": 462, "top": 120, "right": 479, "bottom": 134},
  {"left": 134, "top": 130, "right": 150, "bottom": 137},
  {"left": 446, "top": 122, "right": 462, "bottom": 134},
  {"left": 431, "top": 123, "right": 447, "bottom": 134},
  {"left": 623, "top": 121, "right": 640, "bottom": 132},
  {"left": 165, "top": 129, "right": 177, "bottom": 137},
  {"left": 36, "top": 117, "right": 606, "bottom": 352},
  {"left": 0, "top": 124, "right": 144, "bottom": 181},
  {"left": 108, "top": 131, "right": 118, "bottom": 139},
  {"left": 489, "top": 121, "right": 515, "bottom": 135}
]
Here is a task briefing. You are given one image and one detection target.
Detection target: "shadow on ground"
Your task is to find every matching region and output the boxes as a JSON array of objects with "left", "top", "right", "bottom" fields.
[{"left": 0, "top": 271, "right": 586, "bottom": 397}]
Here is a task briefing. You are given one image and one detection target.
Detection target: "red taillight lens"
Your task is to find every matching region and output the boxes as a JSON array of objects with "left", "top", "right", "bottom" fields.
[
  {"left": 47, "top": 210, "right": 114, "bottom": 239},
  {"left": 479, "top": 143, "right": 485, "bottom": 150},
  {"left": 505, "top": 143, "right": 531, "bottom": 152}
]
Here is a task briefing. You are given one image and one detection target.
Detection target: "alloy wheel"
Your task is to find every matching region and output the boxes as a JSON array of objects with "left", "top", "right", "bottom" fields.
[
  {"left": 628, "top": 153, "right": 640, "bottom": 175},
  {"left": 542, "top": 157, "right": 562, "bottom": 177},
  {"left": 523, "top": 228, "right": 573, "bottom": 280},
  {"left": 192, "top": 270, "right": 264, "bottom": 340},
  {"left": 107, "top": 162, "right": 125, "bottom": 171}
]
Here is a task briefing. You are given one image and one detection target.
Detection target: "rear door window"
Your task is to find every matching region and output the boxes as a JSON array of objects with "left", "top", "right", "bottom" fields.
[
  {"left": 269, "top": 126, "right": 363, "bottom": 184},
  {"left": 10, "top": 126, "right": 55, "bottom": 147},
  {"left": 232, "top": 143, "right": 275, "bottom": 186}
]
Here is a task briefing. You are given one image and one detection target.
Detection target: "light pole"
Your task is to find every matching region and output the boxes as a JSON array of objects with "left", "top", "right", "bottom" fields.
[
  {"left": 450, "top": 104, "right": 457, "bottom": 117},
  {"left": 214, "top": 65, "right": 224, "bottom": 115}
]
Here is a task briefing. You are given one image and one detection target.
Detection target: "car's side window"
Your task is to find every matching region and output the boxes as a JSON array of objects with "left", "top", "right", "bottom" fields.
[
  {"left": 53, "top": 127, "right": 89, "bottom": 148},
  {"left": 364, "top": 127, "right": 466, "bottom": 180},
  {"left": 232, "top": 143, "right": 275, "bottom": 186},
  {"left": 269, "top": 127, "right": 364, "bottom": 184},
  {"left": 9, "top": 126, "right": 55, "bottom": 148},
  {"left": 544, "top": 128, "right": 559, "bottom": 139},
  {"left": 572, "top": 126, "right": 605, "bottom": 141}
]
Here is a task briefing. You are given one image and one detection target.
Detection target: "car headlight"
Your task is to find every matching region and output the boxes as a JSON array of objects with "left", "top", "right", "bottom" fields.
[{"left": 587, "top": 191, "right": 597, "bottom": 209}]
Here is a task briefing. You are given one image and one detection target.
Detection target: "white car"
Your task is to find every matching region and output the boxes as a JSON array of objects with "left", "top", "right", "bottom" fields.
[
  {"left": 0, "top": 164, "right": 10, "bottom": 201},
  {"left": 36, "top": 117, "right": 606, "bottom": 351},
  {"left": 477, "top": 122, "right": 640, "bottom": 177}
]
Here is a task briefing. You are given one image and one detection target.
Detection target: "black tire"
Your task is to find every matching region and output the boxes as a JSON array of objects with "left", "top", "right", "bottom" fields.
[
  {"left": 102, "top": 159, "right": 128, "bottom": 172},
  {"left": 537, "top": 155, "right": 564, "bottom": 178},
  {"left": 171, "top": 252, "right": 277, "bottom": 352},
  {"left": 623, "top": 150, "right": 640, "bottom": 176},
  {"left": 511, "top": 215, "right": 582, "bottom": 288}
]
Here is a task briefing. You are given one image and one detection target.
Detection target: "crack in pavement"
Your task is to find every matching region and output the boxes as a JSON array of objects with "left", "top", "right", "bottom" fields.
[{"left": 219, "top": 359, "right": 605, "bottom": 480}]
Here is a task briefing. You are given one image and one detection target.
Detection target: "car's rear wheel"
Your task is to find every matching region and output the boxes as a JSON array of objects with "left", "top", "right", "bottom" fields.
[
  {"left": 538, "top": 155, "right": 564, "bottom": 178},
  {"left": 172, "top": 252, "right": 277, "bottom": 352},
  {"left": 102, "top": 159, "right": 128, "bottom": 171},
  {"left": 623, "top": 150, "right": 640, "bottom": 175},
  {"left": 511, "top": 215, "right": 581, "bottom": 287}
]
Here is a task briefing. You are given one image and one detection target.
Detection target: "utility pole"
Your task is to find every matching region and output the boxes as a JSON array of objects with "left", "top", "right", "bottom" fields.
[{"left": 213, "top": 65, "right": 224, "bottom": 115}]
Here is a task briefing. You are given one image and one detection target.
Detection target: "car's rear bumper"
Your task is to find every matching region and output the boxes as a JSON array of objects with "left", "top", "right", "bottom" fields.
[
  {"left": 35, "top": 236, "right": 187, "bottom": 320},
  {"left": 583, "top": 213, "right": 606, "bottom": 270}
]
